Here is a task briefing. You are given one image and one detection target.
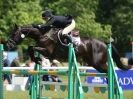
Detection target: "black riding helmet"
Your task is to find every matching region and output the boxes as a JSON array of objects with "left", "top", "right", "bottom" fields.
[{"left": 42, "top": 10, "right": 53, "bottom": 18}]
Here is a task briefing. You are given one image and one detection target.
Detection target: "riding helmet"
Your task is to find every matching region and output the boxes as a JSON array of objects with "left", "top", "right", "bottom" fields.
[{"left": 42, "top": 10, "right": 53, "bottom": 18}]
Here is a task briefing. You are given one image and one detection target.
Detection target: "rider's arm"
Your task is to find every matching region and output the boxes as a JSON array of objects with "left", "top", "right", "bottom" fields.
[
  {"left": 40, "top": 18, "right": 55, "bottom": 28},
  {"left": 32, "top": 17, "right": 55, "bottom": 33}
]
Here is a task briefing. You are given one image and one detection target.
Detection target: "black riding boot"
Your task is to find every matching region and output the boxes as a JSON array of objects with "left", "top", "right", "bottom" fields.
[
  {"left": 73, "top": 43, "right": 78, "bottom": 53},
  {"left": 63, "top": 34, "right": 78, "bottom": 52},
  {"left": 62, "top": 34, "right": 72, "bottom": 44}
]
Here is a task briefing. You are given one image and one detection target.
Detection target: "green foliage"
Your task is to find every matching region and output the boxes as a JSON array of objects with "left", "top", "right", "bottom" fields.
[
  {"left": 111, "top": 0, "right": 133, "bottom": 52},
  {"left": 97, "top": 0, "right": 133, "bottom": 52},
  {"left": 0, "top": 0, "right": 42, "bottom": 49},
  {"left": 76, "top": 12, "right": 111, "bottom": 41},
  {"left": 40, "top": 0, "right": 112, "bottom": 41},
  {"left": 0, "top": 0, "right": 42, "bottom": 40},
  {"left": 0, "top": 0, "right": 132, "bottom": 53}
]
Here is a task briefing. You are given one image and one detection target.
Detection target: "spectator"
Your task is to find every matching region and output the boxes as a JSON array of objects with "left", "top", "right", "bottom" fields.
[
  {"left": 25, "top": 59, "right": 35, "bottom": 89},
  {"left": 50, "top": 60, "right": 62, "bottom": 82},
  {"left": 26, "top": 59, "right": 35, "bottom": 67},
  {"left": 41, "top": 57, "right": 52, "bottom": 81},
  {"left": 10, "top": 57, "right": 20, "bottom": 67},
  {"left": 41, "top": 57, "right": 50, "bottom": 67},
  {"left": 51, "top": 60, "right": 60, "bottom": 66},
  {"left": 3, "top": 52, "right": 12, "bottom": 84}
]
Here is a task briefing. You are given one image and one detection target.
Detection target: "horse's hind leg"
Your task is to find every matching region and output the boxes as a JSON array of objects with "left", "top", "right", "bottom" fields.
[
  {"left": 28, "top": 46, "right": 49, "bottom": 64},
  {"left": 93, "top": 64, "right": 108, "bottom": 73},
  {"left": 33, "top": 47, "right": 50, "bottom": 57},
  {"left": 92, "top": 51, "right": 108, "bottom": 73},
  {"left": 27, "top": 46, "right": 36, "bottom": 62}
]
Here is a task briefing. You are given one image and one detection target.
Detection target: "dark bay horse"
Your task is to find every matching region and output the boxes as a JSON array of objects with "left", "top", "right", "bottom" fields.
[{"left": 6, "top": 25, "right": 132, "bottom": 73}]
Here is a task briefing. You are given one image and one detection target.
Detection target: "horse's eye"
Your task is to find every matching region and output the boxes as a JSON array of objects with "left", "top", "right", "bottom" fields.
[{"left": 21, "top": 34, "right": 25, "bottom": 38}]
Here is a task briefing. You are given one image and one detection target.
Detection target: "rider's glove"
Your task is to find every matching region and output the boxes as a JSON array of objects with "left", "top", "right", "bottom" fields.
[
  {"left": 32, "top": 24, "right": 41, "bottom": 29},
  {"left": 62, "top": 34, "right": 72, "bottom": 43}
]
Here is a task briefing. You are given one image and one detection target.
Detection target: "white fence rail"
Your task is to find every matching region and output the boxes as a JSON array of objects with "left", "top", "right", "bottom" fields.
[{"left": 3, "top": 66, "right": 127, "bottom": 70}]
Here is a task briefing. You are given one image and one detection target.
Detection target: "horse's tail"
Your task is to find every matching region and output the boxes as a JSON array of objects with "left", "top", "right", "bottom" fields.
[
  {"left": 112, "top": 44, "right": 132, "bottom": 70},
  {"left": 128, "top": 57, "right": 133, "bottom": 66}
]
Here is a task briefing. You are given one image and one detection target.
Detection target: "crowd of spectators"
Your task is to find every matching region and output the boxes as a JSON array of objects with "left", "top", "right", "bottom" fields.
[{"left": 3, "top": 51, "right": 63, "bottom": 84}]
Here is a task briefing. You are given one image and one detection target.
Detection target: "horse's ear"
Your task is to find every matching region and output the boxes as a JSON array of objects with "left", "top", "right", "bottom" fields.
[{"left": 14, "top": 23, "right": 18, "bottom": 29}]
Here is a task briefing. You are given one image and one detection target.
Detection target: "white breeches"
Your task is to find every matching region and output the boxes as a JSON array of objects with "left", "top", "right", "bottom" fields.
[{"left": 62, "top": 19, "right": 75, "bottom": 35}]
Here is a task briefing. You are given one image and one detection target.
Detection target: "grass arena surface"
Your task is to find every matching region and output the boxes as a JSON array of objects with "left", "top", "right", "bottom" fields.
[
  {"left": 4, "top": 91, "right": 133, "bottom": 99},
  {"left": 3, "top": 71, "right": 133, "bottom": 99}
]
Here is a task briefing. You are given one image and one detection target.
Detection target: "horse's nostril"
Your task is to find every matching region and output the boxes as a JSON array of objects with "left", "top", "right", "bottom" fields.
[
  {"left": 6, "top": 43, "right": 10, "bottom": 49},
  {"left": 6, "top": 42, "right": 13, "bottom": 50}
]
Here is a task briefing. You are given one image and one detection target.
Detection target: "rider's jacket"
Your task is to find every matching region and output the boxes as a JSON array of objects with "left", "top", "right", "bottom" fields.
[{"left": 40, "top": 15, "right": 73, "bottom": 32}]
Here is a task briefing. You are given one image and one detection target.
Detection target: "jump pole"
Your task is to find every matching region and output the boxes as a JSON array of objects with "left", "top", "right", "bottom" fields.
[
  {"left": 0, "top": 43, "right": 124, "bottom": 99},
  {"left": 0, "top": 44, "right": 4, "bottom": 99}
]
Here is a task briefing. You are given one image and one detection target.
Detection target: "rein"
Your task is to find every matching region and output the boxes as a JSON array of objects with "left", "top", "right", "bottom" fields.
[
  {"left": 21, "top": 28, "right": 31, "bottom": 38},
  {"left": 8, "top": 38, "right": 16, "bottom": 46},
  {"left": 8, "top": 27, "right": 31, "bottom": 47}
]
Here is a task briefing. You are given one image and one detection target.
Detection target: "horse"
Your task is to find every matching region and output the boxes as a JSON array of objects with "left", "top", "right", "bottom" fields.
[
  {"left": 128, "top": 58, "right": 133, "bottom": 66},
  {"left": 5, "top": 24, "right": 132, "bottom": 73}
]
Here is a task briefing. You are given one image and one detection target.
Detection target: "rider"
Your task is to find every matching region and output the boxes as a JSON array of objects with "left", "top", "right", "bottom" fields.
[{"left": 33, "top": 9, "right": 76, "bottom": 43}]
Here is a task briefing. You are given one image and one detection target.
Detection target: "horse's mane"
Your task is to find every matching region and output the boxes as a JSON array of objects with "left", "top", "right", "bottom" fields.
[
  {"left": 20, "top": 25, "right": 42, "bottom": 35},
  {"left": 21, "top": 25, "right": 33, "bottom": 28}
]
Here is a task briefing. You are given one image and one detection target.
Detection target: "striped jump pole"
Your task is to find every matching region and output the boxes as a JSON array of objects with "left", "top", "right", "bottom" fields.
[
  {"left": 29, "top": 52, "right": 42, "bottom": 99},
  {"left": 0, "top": 43, "right": 124, "bottom": 99},
  {"left": 0, "top": 44, "right": 4, "bottom": 99},
  {"left": 68, "top": 43, "right": 84, "bottom": 99},
  {"left": 107, "top": 43, "right": 124, "bottom": 99}
]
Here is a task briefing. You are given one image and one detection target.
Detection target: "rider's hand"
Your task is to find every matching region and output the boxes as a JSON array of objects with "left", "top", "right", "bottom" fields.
[{"left": 32, "top": 24, "right": 41, "bottom": 29}]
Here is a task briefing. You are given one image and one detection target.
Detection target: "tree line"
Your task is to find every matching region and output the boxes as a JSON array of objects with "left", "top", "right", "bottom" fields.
[{"left": 0, "top": 0, "right": 132, "bottom": 54}]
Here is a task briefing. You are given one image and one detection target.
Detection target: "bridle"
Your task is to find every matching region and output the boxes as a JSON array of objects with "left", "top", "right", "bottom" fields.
[{"left": 7, "top": 27, "right": 31, "bottom": 48}]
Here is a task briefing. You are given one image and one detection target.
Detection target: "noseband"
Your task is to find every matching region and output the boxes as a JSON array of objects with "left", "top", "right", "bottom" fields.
[
  {"left": 7, "top": 38, "right": 17, "bottom": 47},
  {"left": 7, "top": 27, "right": 31, "bottom": 48}
]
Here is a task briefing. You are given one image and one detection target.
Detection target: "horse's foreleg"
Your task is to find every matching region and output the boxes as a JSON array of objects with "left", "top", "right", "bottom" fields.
[
  {"left": 27, "top": 46, "right": 46, "bottom": 64},
  {"left": 28, "top": 46, "right": 36, "bottom": 62},
  {"left": 28, "top": 46, "right": 51, "bottom": 64},
  {"left": 33, "top": 47, "right": 50, "bottom": 57}
]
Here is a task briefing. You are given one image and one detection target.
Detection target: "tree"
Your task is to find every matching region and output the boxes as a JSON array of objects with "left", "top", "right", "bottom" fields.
[
  {"left": 0, "top": 0, "right": 42, "bottom": 61},
  {"left": 40, "top": 0, "right": 111, "bottom": 41},
  {"left": 1, "top": 0, "right": 132, "bottom": 54},
  {"left": 0, "top": 0, "right": 42, "bottom": 45},
  {"left": 97, "top": 0, "right": 133, "bottom": 53},
  {"left": 111, "top": 0, "right": 133, "bottom": 52}
]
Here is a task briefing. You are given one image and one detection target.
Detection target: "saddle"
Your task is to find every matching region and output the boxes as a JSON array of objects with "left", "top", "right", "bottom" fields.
[
  {"left": 44, "top": 28, "right": 81, "bottom": 46},
  {"left": 58, "top": 30, "right": 81, "bottom": 46}
]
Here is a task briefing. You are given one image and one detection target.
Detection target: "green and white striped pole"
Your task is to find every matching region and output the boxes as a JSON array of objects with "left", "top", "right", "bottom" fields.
[{"left": 0, "top": 44, "right": 4, "bottom": 99}]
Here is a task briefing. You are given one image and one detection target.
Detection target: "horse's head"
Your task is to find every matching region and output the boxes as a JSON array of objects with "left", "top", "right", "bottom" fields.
[{"left": 6, "top": 24, "right": 40, "bottom": 50}]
